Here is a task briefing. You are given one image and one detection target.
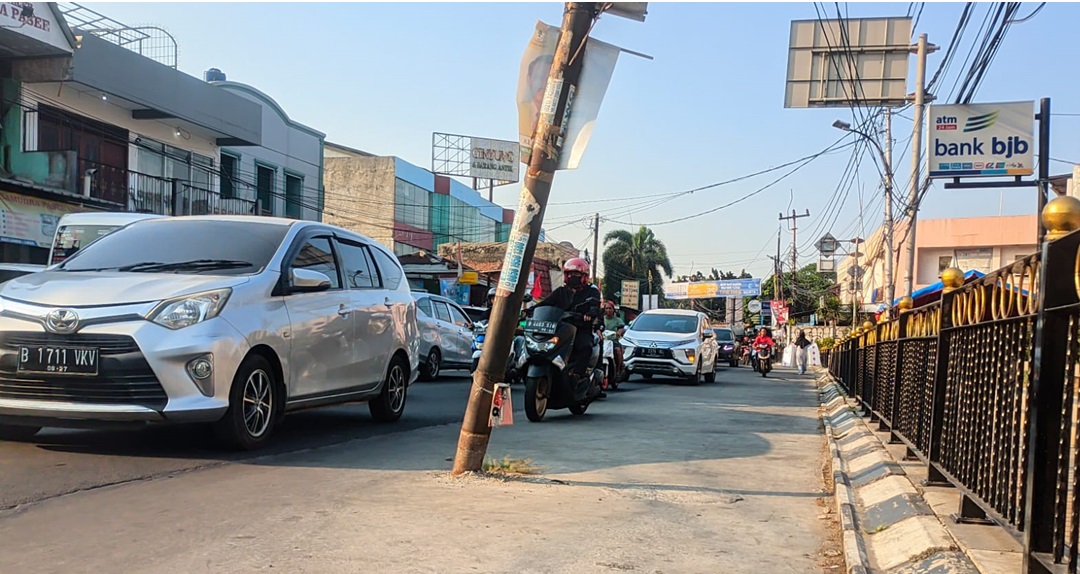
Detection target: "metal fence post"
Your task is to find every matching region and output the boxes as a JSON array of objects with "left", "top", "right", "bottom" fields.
[{"left": 925, "top": 267, "right": 964, "bottom": 487}]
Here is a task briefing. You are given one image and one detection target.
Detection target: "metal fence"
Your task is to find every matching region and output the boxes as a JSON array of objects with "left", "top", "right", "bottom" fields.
[{"left": 826, "top": 241, "right": 1080, "bottom": 574}]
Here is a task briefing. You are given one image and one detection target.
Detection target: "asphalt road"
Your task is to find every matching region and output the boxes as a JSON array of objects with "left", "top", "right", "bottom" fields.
[{"left": 0, "top": 372, "right": 477, "bottom": 512}]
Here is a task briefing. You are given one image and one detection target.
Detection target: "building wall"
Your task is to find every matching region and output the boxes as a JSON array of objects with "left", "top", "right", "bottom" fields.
[
  {"left": 215, "top": 81, "right": 325, "bottom": 221},
  {"left": 323, "top": 155, "right": 395, "bottom": 248}
]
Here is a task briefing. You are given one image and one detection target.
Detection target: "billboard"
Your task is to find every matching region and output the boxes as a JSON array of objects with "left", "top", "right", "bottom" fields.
[
  {"left": 620, "top": 279, "right": 640, "bottom": 309},
  {"left": 663, "top": 278, "right": 762, "bottom": 300},
  {"left": 785, "top": 17, "right": 912, "bottom": 109},
  {"left": 431, "top": 132, "right": 519, "bottom": 185},
  {"left": 927, "top": 101, "right": 1035, "bottom": 178}
]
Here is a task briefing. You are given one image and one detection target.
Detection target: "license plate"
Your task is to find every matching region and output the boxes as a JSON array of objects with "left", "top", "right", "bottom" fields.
[
  {"left": 17, "top": 346, "right": 99, "bottom": 375},
  {"left": 641, "top": 348, "right": 666, "bottom": 357},
  {"left": 525, "top": 320, "right": 558, "bottom": 334}
]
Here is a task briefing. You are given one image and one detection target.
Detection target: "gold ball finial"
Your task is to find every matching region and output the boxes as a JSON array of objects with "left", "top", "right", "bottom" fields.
[
  {"left": 863, "top": 321, "right": 875, "bottom": 331},
  {"left": 941, "top": 267, "right": 965, "bottom": 290},
  {"left": 898, "top": 296, "right": 913, "bottom": 311},
  {"left": 1042, "top": 195, "right": 1080, "bottom": 241}
]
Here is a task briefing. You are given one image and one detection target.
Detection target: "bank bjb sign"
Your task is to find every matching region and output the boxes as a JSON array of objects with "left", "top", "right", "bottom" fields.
[
  {"left": 928, "top": 101, "right": 1034, "bottom": 179},
  {"left": 469, "top": 137, "right": 519, "bottom": 182}
]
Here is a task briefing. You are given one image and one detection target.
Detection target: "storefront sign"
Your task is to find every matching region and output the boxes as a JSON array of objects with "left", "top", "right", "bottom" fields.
[
  {"left": 0, "top": 190, "right": 87, "bottom": 248},
  {"left": 664, "top": 278, "right": 762, "bottom": 300},
  {"left": 0, "top": 3, "right": 73, "bottom": 54},
  {"left": 469, "top": 137, "right": 519, "bottom": 182},
  {"left": 928, "top": 101, "right": 1034, "bottom": 178},
  {"left": 954, "top": 247, "right": 993, "bottom": 273}
]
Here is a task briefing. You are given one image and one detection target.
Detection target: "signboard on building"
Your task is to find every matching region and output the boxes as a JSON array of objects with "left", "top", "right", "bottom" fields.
[
  {"left": 469, "top": 137, "right": 519, "bottom": 181},
  {"left": 2, "top": 3, "right": 73, "bottom": 55},
  {"left": 663, "top": 278, "right": 762, "bottom": 300},
  {"left": 0, "top": 190, "right": 87, "bottom": 249},
  {"left": 928, "top": 101, "right": 1035, "bottom": 178},
  {"left": 954, "top": 248, "right": 993, "bottom": 273},
  {"left": 621, "top": 279, "right": 640, "bottom": 309}
]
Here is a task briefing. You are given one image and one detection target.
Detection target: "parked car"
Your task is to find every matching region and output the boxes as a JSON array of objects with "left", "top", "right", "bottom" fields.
[
  {"left": 414, "top": 293, "right": 476, "bottom": 380},
  {"left": 49, "top": 212, "right": 165, "bottom": 266},
  {"left": 620, "top": 309, "right": 719, "bottom": 384},
  {"left": 0, "top": 263, "right": 46, "bottom": 284},
  {"left": 0, "top": 216, "right": 420, "bottom": 450},
  {"left": 713, "top": 327, "right": 740, "bottom": 367}
]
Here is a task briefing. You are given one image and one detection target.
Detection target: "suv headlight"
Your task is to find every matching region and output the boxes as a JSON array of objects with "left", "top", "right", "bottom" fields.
[{"left": 148, "top": 288, "right": 232, "bottom": 330}]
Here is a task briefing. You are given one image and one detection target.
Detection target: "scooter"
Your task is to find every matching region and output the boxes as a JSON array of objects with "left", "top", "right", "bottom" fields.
[
  {"left": 522, "top": 300, "right": 604, "bottom": 422},
  {"left": 470, "top": 320, "right": 527, "bottom": 385},
  {"left": 601, "top": 329, "right": 621, "bottom": 392},
  {"left": 756, "top": 344, "right": 773, "bottom": 377}
]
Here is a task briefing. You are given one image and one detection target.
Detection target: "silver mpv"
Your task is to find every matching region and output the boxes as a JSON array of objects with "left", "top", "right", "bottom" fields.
[{"left": 0, "top": 216, "right": 420, "bottom": 450}]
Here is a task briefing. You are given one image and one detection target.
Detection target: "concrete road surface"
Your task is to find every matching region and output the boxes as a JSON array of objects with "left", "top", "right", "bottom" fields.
[{"left": 0, "top": 366, "right": 830, "bottom": 574}]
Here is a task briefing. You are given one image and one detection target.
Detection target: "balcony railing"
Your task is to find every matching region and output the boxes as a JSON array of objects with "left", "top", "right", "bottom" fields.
[
  {"left": 79, "top": 161, "right": 257, "bottom": 216},
  {"left": 826, "top": 245, "right": 1080, "bottom": 574}
]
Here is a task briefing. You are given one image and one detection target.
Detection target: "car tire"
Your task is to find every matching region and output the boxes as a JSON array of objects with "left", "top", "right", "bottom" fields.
[
  {"left": 0, "top": 423, "right": 41, "bottom": 441},
  {"left": 686, "top": 367, "right": 702, "bottom": 386},
  {"left": 370, "top": 356, "right": 409, "bottom": 423},
  {"left": 642, "top": 373, "right": 653, "bottom": 381},
  {"left": 214, "top": 354, "right": 280, "bottom": 451},
  {"left": 420, "top": 348, "right": 441, "bottom": 381},
  {"left": 705, "top": 364, "right": 717, "bottom": 383},
  {"left": 569, "top": 401, "right": 589, "bottom": 415}
]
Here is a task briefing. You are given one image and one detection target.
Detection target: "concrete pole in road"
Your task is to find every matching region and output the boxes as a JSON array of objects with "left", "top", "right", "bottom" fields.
[
  {"left": 452, "top": 2, "right": 597, "bottom": 476},
  {"left": 902, "top": 33, "right": 930, "bottom": 298}
]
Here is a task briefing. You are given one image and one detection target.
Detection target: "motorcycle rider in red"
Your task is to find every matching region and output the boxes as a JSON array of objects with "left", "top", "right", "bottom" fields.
[
  {"left": 753, "top": 328, "right": 775, "bottom": 368},
  {"left": 533, "top": 258, "right": 604, "bottom": 398}
]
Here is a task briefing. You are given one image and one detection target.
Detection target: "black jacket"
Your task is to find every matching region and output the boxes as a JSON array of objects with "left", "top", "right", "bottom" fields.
[{"left": 535, "top": 284, "right": 602, "bottom": 328}]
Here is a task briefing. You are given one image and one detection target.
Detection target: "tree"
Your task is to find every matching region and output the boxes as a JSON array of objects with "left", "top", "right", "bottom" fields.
[
  {"left": 601, "top": 226, "right": 674, "bottom": 305},
  {"left": 760, "top": 263, "right": 836, "bottom": 319}
]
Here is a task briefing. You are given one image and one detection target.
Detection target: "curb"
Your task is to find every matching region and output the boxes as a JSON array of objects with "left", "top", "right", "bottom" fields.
[{"left": 817, "top": 373, "right": 978, "bottom": 573}]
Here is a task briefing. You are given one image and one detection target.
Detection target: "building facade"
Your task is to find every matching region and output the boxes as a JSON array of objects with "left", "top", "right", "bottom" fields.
[
  {"left": 837, "top": 214, "right": 1038, "bottom": 308},
  {"left": 0, "top": 5, "right": 324, "bottom": 263},
  {"left": 323, "top": 142, "right": 513, "bottom": 256}
]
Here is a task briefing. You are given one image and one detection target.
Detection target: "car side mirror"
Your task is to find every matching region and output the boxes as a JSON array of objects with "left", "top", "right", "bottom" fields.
[{"left": 291, "top": 268, "right": 332, "bottom": 293}]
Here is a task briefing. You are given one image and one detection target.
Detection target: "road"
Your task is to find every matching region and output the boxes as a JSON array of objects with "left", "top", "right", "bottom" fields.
[{"left": 0, "top": 372, "right": 475, "bottom": 512}]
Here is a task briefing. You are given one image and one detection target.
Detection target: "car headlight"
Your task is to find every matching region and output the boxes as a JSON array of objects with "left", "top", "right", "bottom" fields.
[
  {"left": 148, "top": 288, "right": 231, "bottom": 330},
  {"left": 672, "top": 339, "right": 696, "bottom": 348}
]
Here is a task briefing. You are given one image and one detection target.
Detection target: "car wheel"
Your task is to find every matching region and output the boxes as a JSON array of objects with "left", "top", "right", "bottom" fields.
[
  {"left": 421, "top": 348, "right": 441, "bottom": 381},
  {"left": 215, "top": 354, "right": 280, "bottom": 451},
  {"left": 686, "top": 366, "right": 702, "bottom": 386},
  {"left": 642, "top": 373, "right": 653, "bottom": 380},
  {"left": 0, "top": 423, "right": 41, "bottom": 441},
  {"left": 705, "top": 363, "right": 717, "bottom": 383},
  {"left": 370, "top": 356, "right": 409, "bottom": 423},
  {"left": 569, "top": 401, "right": 589, "bottom": 415}
]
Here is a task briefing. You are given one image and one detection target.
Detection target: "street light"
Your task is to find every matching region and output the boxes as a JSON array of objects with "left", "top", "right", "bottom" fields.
[{"left": 832, "top": 118, "right": 895, "bottom": 309}]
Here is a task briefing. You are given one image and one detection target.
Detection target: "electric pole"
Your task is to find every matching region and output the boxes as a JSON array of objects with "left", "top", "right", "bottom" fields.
[
  {"left": 902, "top": 34, "right": 934, "bottom": 298},
  {"left": 882, "top": 107, "right": 895, "bottom": 308},
  {"left": 779, "top": 208, "right": 811, "bottom": 292},
  {"left": 592, "top": 212, "right": 600, "bottom": 287},
  {"left": 452, "top": 2, "right": 598, "bottom": 475}
]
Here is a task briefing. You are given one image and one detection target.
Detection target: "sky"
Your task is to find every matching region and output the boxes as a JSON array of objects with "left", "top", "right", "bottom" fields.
[{"left": 88, "top": 1, "right": 1080, "bottom": 280}]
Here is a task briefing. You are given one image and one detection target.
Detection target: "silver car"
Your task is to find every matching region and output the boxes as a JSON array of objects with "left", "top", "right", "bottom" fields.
[
  {"left": 413, "top": 293, "right": 475, "bottom": 380},
  {"left": 0, "top": 216, "right": 420, "bottom": 449},
  {"left": 621, "top": 309, "right": 720, "bottom": 384}
]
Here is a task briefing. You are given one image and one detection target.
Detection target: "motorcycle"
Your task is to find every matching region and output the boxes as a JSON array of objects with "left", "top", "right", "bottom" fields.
[
  {"left": 522, "top": 300, "right": 604, "bottom": 422},
  {"left": 756, "top": 344, "right": 773, "bottom": 377},
  {"left": 470, "top": 320, "right": 527, "bottom": 385},
  {"left": 601, "top": 329, "right": 621, "bottom": 392}
]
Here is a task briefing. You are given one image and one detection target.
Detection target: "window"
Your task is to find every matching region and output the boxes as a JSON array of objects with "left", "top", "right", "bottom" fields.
[
  {"left": 336, "top": 240, "right": 378, "bottom": 289},
  {"left": 220, "top": 154, "right": 238, "bottom": 199},
  {"left": 369, "top": 247, "right": 403, "bottom": 290},
  {"left": 285, "top": 174, "right": 303, "bottom": 219},
  {"left": 394, "top": 178, "right": 430, "bottom": 229},
  {"left": 257, "top": 165, "right": 276, "bottom": 215},
  {"left": 291, "top": 237, "right": 340, "bottom": 289},
  {"left": 433, "top": 301, "right": 453, "bottom": 323},
  {"left": 417, "top": 297, "right": 433, "bottom": 317},
  {"left": 448, "top": 305, "right": 471, "bottom": 327},
  {"left": 34, "top": 105, "right": 128, "bottom": 203}
]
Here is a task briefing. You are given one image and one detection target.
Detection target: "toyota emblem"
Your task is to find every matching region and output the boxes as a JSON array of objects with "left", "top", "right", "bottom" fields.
[{"left": 45, "top": 309, "right": 79, "bottom": 334}]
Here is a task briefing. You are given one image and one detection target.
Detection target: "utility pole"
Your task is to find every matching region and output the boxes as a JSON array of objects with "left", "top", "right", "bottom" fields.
[
  {"left": 882, "top": 107, "right": 895, "bottom": 308},
  {"left": 901, "top": 33, "right": 933, "bottom": 298},
  {"left": 592, "top": 212, "right": 600, "bottom": 287},
  {"left": 779, "top": 208, "right": 809, "bottom": 341},
  {"left": 452, "top": 2, "right": 598, "bottom": 475}
]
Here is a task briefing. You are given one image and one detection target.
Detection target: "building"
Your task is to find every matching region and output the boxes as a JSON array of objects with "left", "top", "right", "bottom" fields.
[
  {"left": 0, "top": 4, "right": 324, "bottom": 264},
  {"left": 210, "top": 73, "right": 326, "bottom": 221},
  {"left": 836, "top": 214, "right": 1038, "bottom": 309},
  {"left": 323, "top": 142, "right": 515, "bottom": 256}
]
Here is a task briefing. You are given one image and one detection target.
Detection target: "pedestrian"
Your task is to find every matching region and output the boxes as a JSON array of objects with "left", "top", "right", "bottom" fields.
[{"left": 794, "top": 330, "right": 811, "bottom": 375}]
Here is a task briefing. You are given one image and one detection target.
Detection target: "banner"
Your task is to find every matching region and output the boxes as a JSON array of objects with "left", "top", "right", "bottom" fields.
[
  {"left": 0, "top": 190, "right": 86, "bottom": 248},
  {"left": 439, "top": 278, "right": 470, "bottom": 306},
  {"left": 771, "top": 300, "right": 789, "bottom": 324},
  {"left": 517, "top": 21, "right": 621, "bottom": 170},
  {"left": 928, "top": 101, "right": 1035, "bottom": 178},
  {"left": 664, "top": 278, "right": 762, "bottom": 300}
]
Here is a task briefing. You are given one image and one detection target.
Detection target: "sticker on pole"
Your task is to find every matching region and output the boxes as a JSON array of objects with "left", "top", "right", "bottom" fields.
[{"left": 489, "top": 383, "right": 514, "bottom": 427}]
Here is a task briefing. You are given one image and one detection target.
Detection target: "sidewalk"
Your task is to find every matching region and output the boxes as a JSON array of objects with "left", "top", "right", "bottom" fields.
[{"left": 0, "top": 368, "right": 831, "bottom": 574}]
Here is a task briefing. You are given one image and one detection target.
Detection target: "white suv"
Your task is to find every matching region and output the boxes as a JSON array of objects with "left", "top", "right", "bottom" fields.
[
  {"left": 0, "top": 216, "right": 420, "bottom": 449},
  {"left": 621, "top": 309, "right": 719, "bottom": 384}
]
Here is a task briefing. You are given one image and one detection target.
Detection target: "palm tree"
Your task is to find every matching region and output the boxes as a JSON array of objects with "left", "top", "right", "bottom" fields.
[{"left": 601, "top": 226, "right": 674, "bottom": 303}]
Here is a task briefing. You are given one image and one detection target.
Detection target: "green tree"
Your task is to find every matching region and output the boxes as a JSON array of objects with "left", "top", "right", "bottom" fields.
[
  {"left": 601, "top": 226, "right": 674, "bottom": 305},
  {"left": 760, "top": 263, "right": 837, "bottom": 319}
]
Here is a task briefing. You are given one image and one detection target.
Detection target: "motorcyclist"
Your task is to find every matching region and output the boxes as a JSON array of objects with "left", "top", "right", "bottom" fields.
[
  {"left": 534, "top": 258, "right": 603, "bottom": 397},
  {"left": 602, "top": 300, "right": 626, "bottom": 378},
  {"left": 753, "top": 328, "right": 775, "bottom": 369},
  {"left": 479, "top": 287, "right": 497, "bottom": 322}
]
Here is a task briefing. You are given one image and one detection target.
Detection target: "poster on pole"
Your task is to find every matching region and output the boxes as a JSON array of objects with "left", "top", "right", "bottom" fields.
[
  {"left": 927, "top": 101, "right": 1035, "bottom": 178},
  {"left": 517, "top": 21, "right": 621, "bottom": 170},
  {"left": 620, "top": 280, "right": 640, "bottom": 309}
]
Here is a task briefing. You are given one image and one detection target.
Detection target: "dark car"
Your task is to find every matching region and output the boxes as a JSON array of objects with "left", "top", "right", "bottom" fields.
[{"left": 713, "top": 327, "right": 740, "bottom": 367}]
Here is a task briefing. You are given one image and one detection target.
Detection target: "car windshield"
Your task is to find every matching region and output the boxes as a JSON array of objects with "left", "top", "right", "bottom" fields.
[
  {"left": 58, "top": 219, "right": 290, "bottom": 276},
  {"left": 713, "top": 328, "right": 735, "bottom": 342},
  {"left": 630, "top": 314, "right": 698, "bottom": 334},
  {"left": 50, "top": 224, "right": 123, "bottom": 265}
]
